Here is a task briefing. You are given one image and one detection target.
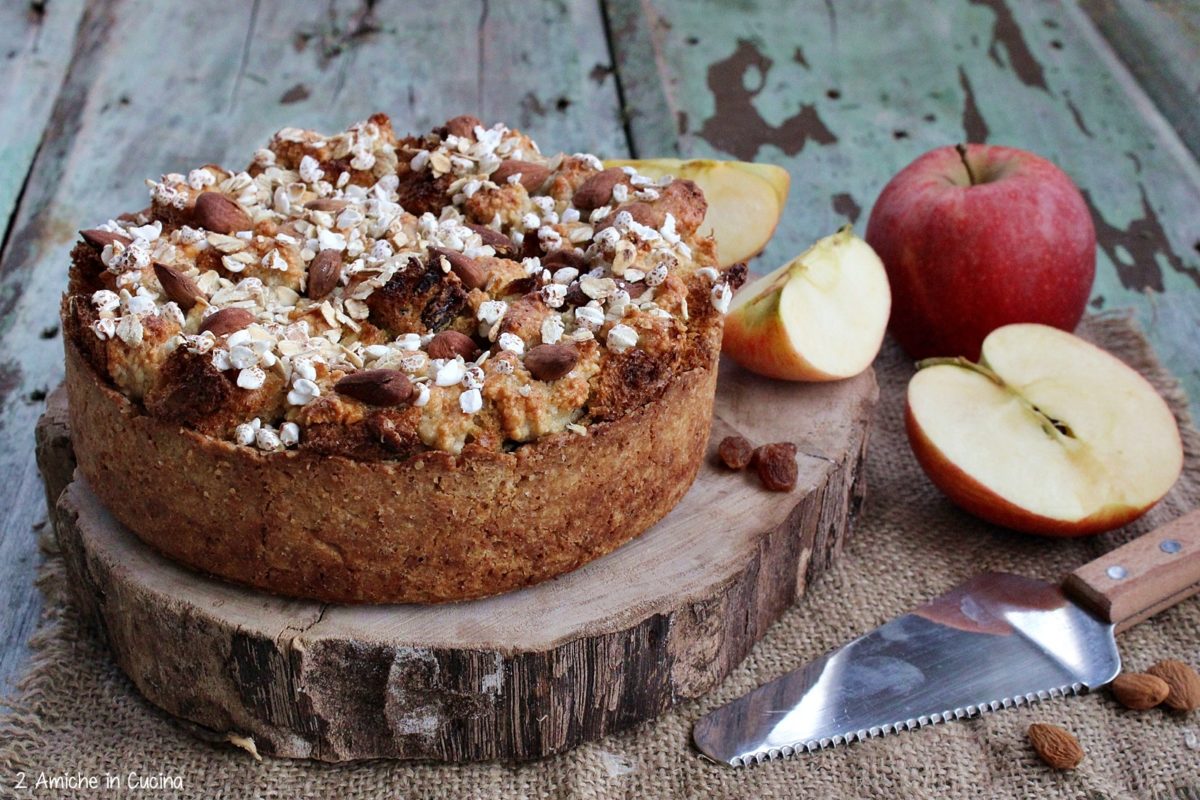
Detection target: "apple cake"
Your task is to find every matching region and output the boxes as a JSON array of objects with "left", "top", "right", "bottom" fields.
[{"left": 61, "top": 113, "right": 746, "bottom": 603}]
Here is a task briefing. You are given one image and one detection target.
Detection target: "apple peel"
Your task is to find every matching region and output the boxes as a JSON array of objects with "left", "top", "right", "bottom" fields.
[{"left": 906, "top": 323, "right": 1183, "bottom": 536}]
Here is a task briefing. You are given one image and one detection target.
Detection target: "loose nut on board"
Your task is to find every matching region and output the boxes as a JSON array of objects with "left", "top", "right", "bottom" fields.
[
  {"left": 1146, "top": 660, "right": 1200, "bottom": 712},
  {"left": 198, "top": 307, "right": 255, "bottom": 337},
  {"left": 1027, "top": 723, "right": 1084, "bottom": 770},
  {"left": 1111, "top": 672, "right": 1171, "bottom": 710},
  {"left": 334, "top": 369, "right": 414, "bottom": 407},
  {"left": 525, "top": 344, "right": 578, "bottom": 382}
]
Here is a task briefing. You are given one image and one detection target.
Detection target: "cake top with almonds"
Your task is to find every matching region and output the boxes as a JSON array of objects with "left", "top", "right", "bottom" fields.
[{"left": 63, "top": 113, "right": 745, "bottom": 459}]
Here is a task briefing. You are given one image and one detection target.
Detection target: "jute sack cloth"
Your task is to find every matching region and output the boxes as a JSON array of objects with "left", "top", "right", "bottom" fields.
[{"left": 2, "top": 312, "right": 1198, "bottom": 799}]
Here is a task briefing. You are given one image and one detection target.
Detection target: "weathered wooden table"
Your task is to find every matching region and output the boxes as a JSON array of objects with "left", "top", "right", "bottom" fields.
[{"left": 1, "top": 0, "right": 1198, "bottom": 708}]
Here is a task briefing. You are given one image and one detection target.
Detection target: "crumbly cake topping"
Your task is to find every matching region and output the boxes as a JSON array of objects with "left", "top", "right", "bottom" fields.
[{"left": 66, "top": 114, "right": 742, "bottom": 458}]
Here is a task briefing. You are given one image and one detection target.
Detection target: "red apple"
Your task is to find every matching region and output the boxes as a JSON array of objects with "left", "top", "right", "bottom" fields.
[{"left": 866, "top": 144, "right": 1095, "bottom": 360}]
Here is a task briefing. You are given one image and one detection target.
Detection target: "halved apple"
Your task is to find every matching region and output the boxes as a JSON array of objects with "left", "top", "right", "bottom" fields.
[
  {"left": 721, "top": 226, "right": 891, "bottom": 381},
  {"left": 603, "top": 158, "right": 789, "bottom": 266},
  {"left": 906, "top": 324, "right": 1183, "bottom": 536}
]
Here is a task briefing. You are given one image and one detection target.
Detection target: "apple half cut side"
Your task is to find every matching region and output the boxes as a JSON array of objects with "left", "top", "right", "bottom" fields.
[
  {"left": 603, "top": 158, "right": 789, "bottom": 267},
  {"left": 906, "top": 323, "right": 1183, "bottom": 537},
  {"left": 721, "top": 226, "right": 891, "bottom": 381}
]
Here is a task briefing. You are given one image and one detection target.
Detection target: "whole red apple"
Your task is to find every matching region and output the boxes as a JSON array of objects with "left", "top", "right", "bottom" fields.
[{"left": 865, "top": 144, "right": 1095, "bottom": 360}]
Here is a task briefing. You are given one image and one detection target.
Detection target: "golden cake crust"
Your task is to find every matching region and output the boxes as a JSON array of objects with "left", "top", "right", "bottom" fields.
[
  {"left": 61, "top": 114, "right": 745, "bottom": 603},
  {"left": 66, "top": 338, "right": 716, "bottom": 603}
]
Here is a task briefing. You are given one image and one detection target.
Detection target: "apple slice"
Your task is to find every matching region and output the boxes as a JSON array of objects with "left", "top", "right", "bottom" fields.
[
  {"left": 603, "top": 158, "right": 789, "bottom": 266},
  {"left": 721, "top": 226, "right": 891, "bottom": 381},
  {"left": 906, "top": 323, "right": 1183, "bottom": 536}
]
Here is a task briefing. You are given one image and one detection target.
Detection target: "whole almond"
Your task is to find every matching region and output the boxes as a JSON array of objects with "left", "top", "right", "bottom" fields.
[
  {"left": 525, "top": 344, "right": 578, "bottom": 382},
  {"left": 444, "top": 114, "right": 482, "bottom": 139},
  {"left": 198, "top": 307, "right": 255, "bottom": 337},
  {"left": 79, "top": 228, "right": 132, "bottom": 250},
  {"left": 1147, "top": 660, "right": 1200, "bottom": 712},
  {"left": 753, "top": 442, "right": 798, "bottom": 492},
  {"left": 718, "top": 435, "right": 754, "bottom": 470},
  {"left": 307, "top": 249, "right": 343, "bottom": 300},
  {"left": 491, "top": 160, "right": 551, "bottom": 192},
  {"left": 572, "top": 167, "right": 627, "bottom": 210},
  {"left": 334, "top": 369, "right": 413, "bottom": 406},
  {"left": 194, "top": 192, "right": 252, "bottom": 234},
  {"left": 1111, "top": 672, "right": 1171, "bottom": 710},
  {"left": 153, "top": 263, "right": 203, "bottom": 310},
  {"left": 1027, "top": 723, "right": 1084, "bottom": 770},
  {"left": 429, "top": 246, "right": 488, "bottom": 290},
  {"left": 542, "top": 249, "right": 589, "bottom": 271},
  {"left": 427, "top": 330, "right": 480, "bottom": 361},
  {"left": 465, "top": 223, "right": 517, "bottom": 257}
]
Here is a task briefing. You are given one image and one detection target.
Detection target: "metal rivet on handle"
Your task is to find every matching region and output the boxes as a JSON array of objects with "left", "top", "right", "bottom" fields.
[
  {"left": 1161, "top": 539, "right": 1183, "bottom": 555},
  {"left": 1106, "top": 565, "right": 1128, "bottom": 580}
]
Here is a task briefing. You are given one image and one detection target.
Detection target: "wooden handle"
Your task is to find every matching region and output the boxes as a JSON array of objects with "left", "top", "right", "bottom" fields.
[{"left": 1062, "top": 510, "right": 1200, "bottom": 633}]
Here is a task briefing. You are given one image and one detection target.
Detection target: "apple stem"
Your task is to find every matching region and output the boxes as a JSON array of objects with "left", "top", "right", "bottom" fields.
[
  {"left": 915, "top": 356, "right": 1076, "bottom": 441},
  {"left": 956, "top": 143, "right": 977, "bottom": 186}
]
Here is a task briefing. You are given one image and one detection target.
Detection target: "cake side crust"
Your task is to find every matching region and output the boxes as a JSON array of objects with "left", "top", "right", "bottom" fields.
[{"left": 65, "top": 338, "right": 715, "bottom": 603}]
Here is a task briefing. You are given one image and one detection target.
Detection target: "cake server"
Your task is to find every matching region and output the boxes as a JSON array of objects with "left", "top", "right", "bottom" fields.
[{"left": 693, "top": 509, "right": 1200, "bottom": 766}]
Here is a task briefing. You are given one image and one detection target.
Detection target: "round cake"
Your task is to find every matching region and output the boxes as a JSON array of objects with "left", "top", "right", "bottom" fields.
[{"left": 61, "top": 114, "right": 746, "bottom": 603}]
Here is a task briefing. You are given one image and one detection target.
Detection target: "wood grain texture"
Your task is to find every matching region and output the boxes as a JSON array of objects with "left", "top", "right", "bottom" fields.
[
  {"left": 604, "top": 0, "right": 1200, "bottom": 424},
  {"left": 1081, "top": 0, "right": 1200, "bottom": 161},
  {"left": 0, "top": 0, "right": 627, "bottom": 691},
  {"left": 1064, "top": 509, "right": 1200, "bottom": 632},
  {"left": 38, "top": 363, "right": 877, "bottom": 761}
]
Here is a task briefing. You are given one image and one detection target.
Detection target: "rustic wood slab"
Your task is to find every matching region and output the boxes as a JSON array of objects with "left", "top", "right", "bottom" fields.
[{"left": 36, "top": 363, "right": 877, "bottom": 762}]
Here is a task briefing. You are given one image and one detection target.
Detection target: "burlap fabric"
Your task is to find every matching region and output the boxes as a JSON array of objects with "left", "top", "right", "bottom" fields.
[{"left": 2, "top": 312, "right": 1198, "bottom": 799}]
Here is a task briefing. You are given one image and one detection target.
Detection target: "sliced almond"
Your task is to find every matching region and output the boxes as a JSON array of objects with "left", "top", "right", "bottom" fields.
[
  {"left": 153, "top": 263, "right": 203, "bottom": 310},
  {"left": 524, "top": 344, "right": 578, "bottom": 382},
  {"left": 334, "top": 369, "right": 413, "bottom": 406},
  {"left": 198, "top": 307, "right": 255, "bottom": 337},
  {"left": 491, "top": 160, "right": 551, "bottom": 193},
  {"left": 307, "top": 249, "right": 343, "bottom": 300},
  {"left": 194, "top": 192, "right": 252, "bottom": 234}
]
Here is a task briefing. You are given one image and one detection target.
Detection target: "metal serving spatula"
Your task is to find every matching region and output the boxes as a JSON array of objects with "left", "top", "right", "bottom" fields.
[{"left": 694, "top": 509, "right": 1200, "bottom": 766}]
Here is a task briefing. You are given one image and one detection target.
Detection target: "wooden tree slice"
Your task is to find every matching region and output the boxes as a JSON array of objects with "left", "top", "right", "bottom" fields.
[{"left": 35, "top": 361, "right": 877, "bottom": 762}]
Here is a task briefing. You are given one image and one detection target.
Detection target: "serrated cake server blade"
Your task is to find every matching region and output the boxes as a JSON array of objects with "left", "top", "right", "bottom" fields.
[{"left": 693, "top": 510, "right": 1200, "bottom": 767}]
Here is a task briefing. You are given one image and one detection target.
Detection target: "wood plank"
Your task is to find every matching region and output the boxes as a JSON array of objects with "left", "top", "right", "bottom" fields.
[
  {"left": 0, "top": 0, "right": 627, "bottom": 690},
  {"left": 606, "top": 0, "right": 1200, "bottom": 422},
  {"left": 1081, "top": 0, "right": 1200, "bottom": 161},
  {"left": 0, "top": 0, "right": 85, "bottom": 247},
  {"left": 41, "top": 363, "right": 876, "bottom": 760}
]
